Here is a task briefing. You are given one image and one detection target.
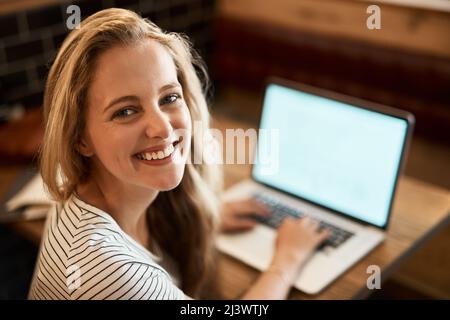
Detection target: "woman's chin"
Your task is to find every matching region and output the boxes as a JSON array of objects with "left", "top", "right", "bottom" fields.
[
  {"left": 146, "top": 175, "right": 183, "bottom": 191},
  {"left": 158, "top": 182, "right": 180, "bottom": 192}
]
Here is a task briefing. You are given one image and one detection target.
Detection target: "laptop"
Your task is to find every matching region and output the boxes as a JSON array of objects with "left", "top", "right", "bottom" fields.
[{"left": 216, "top": 78, "right": 415, "bottom": 295}]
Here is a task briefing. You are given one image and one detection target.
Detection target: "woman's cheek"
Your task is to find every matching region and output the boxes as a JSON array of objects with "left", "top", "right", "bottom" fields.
[{"left": 100, "top": 126, "right": 134, "bottom": 158}]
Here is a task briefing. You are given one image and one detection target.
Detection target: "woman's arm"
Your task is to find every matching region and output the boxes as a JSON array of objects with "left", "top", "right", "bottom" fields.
[
  {"left": 219, "top": 199, "right": 329, "bottom": 299},
  {"left": 241, "top": 217, "right": 330, "bottom": 300},
  {"left": 241, "top": 253, "right": 306, "bottom": 299}
]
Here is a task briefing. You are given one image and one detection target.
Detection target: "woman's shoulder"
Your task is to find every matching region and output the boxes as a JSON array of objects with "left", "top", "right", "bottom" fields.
[
  {"left": 68, "top": 258, "right": 185, "bottom": 300},
  {"left": 45, "top": 194, "right": 123, "bottom": 249},
  {"left": 46, "top": 194, "right": 150, "bottom": 260},
  {"left": 31, "top": 194, "right": 186, "bottom": 300}
]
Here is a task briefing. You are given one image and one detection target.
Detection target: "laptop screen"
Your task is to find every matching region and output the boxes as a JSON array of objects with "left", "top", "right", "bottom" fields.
[{"left": 252, "top": 83, "right": 409, "bottom": 228}]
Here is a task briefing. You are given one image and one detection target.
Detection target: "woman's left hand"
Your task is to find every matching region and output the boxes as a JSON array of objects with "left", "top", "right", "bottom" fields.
[{"left": 219, "top": 199, "right": 272, "bottom": 233}]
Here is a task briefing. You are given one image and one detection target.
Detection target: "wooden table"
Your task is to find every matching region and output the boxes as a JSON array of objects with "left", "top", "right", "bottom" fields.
[{"left": 1, "top": 115, "right": 450, "bottom": 300}]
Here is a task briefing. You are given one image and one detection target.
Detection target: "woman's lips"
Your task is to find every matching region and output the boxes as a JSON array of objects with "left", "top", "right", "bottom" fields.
[
  {"left": 134, "top": 137, "right": 182, "bottom": 156},
  {"left": 133, "top": 139, "right": 182, "bottom": 165}
]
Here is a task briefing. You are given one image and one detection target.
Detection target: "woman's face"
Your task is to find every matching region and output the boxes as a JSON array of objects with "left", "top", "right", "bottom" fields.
[{"left": 80, "top": 39, "right": 191, "bottom": 191}]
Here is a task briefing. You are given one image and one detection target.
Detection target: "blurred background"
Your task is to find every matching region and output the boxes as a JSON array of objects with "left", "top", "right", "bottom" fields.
[{"left": 0, "top": 0, "right": 449, "bottom": 299}]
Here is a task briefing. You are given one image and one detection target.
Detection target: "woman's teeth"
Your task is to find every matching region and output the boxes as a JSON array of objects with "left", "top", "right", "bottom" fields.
[{"left": 136, "top": 143, "right": 175, "bottom": 160}]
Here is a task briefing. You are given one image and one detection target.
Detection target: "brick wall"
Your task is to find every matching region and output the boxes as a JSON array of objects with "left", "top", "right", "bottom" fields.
[{"left": 0, "top": 0, "right": 216, "bottom": 110}]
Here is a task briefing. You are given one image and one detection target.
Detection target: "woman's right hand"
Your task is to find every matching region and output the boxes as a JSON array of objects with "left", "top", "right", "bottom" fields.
[
  {"left": 243, "top": 216, "right": 331, "bottom": 299},
  {"left": 272, "top": 216, "right": 330, "bottom": 271}
]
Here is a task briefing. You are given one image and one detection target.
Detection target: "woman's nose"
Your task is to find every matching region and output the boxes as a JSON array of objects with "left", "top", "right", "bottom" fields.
[{"left": 144, "top": 110, "right": 173, "bottom": 139}]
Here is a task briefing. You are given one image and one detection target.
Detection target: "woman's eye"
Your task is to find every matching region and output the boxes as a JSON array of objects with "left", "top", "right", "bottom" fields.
[
  {"left": 112, "top": 108, "right": 137, "bottom": 119},
  {"left": 160, "top": 94, "right": 180, "bottom": 105}
]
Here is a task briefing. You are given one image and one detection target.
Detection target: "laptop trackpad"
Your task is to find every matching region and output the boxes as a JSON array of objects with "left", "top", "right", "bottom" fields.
[{"left": 217, "top": 225, "right": 276, "bottom": 271}]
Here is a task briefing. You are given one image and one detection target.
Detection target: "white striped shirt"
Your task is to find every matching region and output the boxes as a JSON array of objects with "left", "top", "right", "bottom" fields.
[{"left": 28, "top": 193, "right": 186, "bottom": 300}]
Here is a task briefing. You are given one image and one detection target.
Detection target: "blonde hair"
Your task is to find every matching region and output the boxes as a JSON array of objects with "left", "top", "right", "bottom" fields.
[{"left": 40, "top": 8, "right": 223, "bottom": 298}]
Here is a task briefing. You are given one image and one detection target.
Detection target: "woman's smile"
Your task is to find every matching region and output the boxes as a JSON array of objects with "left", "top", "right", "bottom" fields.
[{"left": 133, "top": 138, "right": 182, "bottom": 166}]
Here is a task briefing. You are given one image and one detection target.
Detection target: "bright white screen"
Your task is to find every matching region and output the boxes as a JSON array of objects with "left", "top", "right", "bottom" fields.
[{"left": 253, "top": 84, "right": 408, "bottom": 227}]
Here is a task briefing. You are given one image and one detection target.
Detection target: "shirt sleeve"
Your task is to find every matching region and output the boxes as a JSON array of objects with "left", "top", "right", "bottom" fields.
[{"left": 73, "top": 262, "right": 186, "bottom": 300}]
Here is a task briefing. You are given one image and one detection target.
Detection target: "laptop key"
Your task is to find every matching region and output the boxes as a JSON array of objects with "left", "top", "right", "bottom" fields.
[{"left": 254, "top": 193, "right": 354, "bottom": 250}]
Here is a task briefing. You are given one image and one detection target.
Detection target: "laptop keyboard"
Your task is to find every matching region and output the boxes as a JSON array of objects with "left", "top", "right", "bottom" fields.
[{"left": 253, "top": 193, "right": 354, "bottom": 249}]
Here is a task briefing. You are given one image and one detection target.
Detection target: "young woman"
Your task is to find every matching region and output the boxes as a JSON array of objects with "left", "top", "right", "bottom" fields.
[{"left": 29, "top": 8, "right": 329, "bottom": 300}]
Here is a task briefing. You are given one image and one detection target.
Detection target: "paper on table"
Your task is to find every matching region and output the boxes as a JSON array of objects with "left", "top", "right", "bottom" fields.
[{"left": 5, "top": 174, "right": 55, "bottom": 221}]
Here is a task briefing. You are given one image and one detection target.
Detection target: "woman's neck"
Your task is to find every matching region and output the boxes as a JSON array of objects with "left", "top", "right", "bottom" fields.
[{"left": 76, "top": 169, "right": 159, "bottom": 249}]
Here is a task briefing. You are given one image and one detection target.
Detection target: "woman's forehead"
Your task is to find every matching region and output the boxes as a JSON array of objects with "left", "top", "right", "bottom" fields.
[{"left": 88, "top": 40, "right": 179, "bottom": 104}]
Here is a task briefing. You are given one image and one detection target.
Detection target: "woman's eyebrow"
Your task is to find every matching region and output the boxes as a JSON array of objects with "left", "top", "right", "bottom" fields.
[
  {"left": 159, "top": 82, "right": 181, "bottom": 93},
  {"left": 104, "top": 95, "right": 139, "bottom": 114}
]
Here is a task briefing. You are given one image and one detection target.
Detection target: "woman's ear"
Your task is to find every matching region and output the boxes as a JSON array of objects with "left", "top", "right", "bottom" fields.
[{"left": 78, "top": 137, "right": 94, "bottom": 157}]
